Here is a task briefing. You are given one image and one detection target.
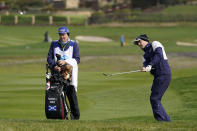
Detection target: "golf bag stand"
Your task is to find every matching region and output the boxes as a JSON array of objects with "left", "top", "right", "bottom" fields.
[{"left": 45, "top": 64, "right": 70, "bottom": 120}]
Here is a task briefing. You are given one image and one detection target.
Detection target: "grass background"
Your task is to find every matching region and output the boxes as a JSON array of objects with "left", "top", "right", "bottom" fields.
[
  {"left": 162, "top": 5, "right": 197, "bottom": 15},
  {"left": 0, "top": 24, "right": 197, "bottom": 130}
]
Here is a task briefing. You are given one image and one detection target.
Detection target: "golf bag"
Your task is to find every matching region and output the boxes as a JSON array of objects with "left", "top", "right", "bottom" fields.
[{"left": 45, "top": 64, "right": 70, "bottom": 120}]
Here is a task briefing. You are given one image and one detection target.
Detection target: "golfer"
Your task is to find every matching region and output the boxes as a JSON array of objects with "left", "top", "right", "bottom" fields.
[
  {"left": 133, "top": 34, "right": 171, "bottom": 122},
  {"left": 47, "top": 26, "right": 80, "bottom": 120}
]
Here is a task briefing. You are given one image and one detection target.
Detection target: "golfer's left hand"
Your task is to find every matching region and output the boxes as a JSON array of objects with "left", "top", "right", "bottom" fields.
[{"left": 58, "top": 60, "right": 67, "bottom": 66}]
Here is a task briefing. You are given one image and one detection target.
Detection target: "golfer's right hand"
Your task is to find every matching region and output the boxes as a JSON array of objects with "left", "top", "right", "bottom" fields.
[
  {"left": 54, "top": 66, "right": 61, "bottom": 72},
  {"left": 141, "top": 67, "right": 146, "bottom": 72}
]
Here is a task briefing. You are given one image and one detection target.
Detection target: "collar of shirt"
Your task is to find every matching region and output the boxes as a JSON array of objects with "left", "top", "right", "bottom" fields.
[
  {"left": 59, "top": 38, "right": 71, "bottom": 46},
  {"left": 143, "top": 43, "right": 151, "bottom": 52}
]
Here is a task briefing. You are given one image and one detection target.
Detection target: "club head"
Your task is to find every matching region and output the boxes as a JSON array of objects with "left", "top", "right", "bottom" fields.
[
  {"left": 102, "top": 73, "right": 111, "bottom": 77},
  {"left": 102, "top": 73, "right": 108, "bottom": 76}
]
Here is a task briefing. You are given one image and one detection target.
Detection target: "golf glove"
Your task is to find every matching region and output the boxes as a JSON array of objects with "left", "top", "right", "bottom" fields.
[{"left": 145, "top": 65, "right": 152, "bottom": 72}]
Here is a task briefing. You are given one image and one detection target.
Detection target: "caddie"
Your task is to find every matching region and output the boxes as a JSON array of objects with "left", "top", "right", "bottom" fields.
[
  {"left": 133, "top": 34, "right": 171, "bottom": 122},
  {"left": 47, "top": 26, "right": 80, "bottom": 120}
]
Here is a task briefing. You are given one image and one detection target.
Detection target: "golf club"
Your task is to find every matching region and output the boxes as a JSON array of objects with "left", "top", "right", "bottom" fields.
[{"left": 103, "top": 70, "right": 141, "bottom": 77}]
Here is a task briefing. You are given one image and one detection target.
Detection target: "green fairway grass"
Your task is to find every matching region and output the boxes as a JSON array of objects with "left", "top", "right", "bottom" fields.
[
  {"left": 162, "top": 5, "right": 197, "bottom": 15},
  {"left": 0, "top": 25, "right": 197, "bottom": 130}
]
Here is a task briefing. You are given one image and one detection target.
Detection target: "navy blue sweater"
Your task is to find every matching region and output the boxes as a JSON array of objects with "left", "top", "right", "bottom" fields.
[{"left": 143, "top": 41, "right": 171, "bottom": 77}]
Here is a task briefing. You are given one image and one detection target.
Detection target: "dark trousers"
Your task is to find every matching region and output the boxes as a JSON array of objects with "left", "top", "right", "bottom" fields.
[
  {"left": 65, "top": 85, "right": 80, "bottom": 120},
  {"left": 150, "top": 75, "right": 171, "bottom": 122}
]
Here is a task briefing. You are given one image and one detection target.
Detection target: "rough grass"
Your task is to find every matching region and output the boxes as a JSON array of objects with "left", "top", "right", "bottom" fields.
[{"left": 0, "top": 119, "right": 196, "bottom": 131}]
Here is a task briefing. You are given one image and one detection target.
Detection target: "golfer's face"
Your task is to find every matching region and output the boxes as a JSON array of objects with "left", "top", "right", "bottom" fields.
[
  {"left": 59, "top": 33, "right": 68, "bottom": 42},
  {"left": 138, "top": 40, "right": 147, "bottom": 49}
]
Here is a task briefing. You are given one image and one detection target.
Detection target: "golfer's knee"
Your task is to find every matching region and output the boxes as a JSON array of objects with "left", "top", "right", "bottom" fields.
[{"left": 150, "top": 96, "right": 159, "bottom": 105}]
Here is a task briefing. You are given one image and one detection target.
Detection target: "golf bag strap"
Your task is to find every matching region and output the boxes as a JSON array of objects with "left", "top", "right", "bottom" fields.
[{"left": 60, "top": 98, "right": 65, "bottom": 120}]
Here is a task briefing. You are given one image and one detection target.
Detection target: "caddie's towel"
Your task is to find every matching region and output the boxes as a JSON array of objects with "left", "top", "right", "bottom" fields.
[{"left": 65, "top": 58, "right": 78, "bottom": 92}]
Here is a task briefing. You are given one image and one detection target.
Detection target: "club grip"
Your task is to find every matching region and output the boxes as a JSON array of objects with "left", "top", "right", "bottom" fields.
[{"left": 46, "top": 64, "right": 49, "bottom": 74}]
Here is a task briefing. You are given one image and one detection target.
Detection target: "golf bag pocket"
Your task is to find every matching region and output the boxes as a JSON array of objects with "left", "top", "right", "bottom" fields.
[{"left": 45, "top": 83, "right": 68, "bottom": 120}]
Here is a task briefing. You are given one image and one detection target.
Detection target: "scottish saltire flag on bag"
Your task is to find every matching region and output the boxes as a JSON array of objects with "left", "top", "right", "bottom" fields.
[{"left": 48, "top": 105, "right": 57, "bottom": 111}]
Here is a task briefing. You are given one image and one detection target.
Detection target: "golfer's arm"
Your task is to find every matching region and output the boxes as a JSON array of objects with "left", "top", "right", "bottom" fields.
[
  {"left": 143, "top": 57, "right": 148, "bottom": 67},
  {"left": 149, "top": 47, "right": 162, "bottom": 66}
]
